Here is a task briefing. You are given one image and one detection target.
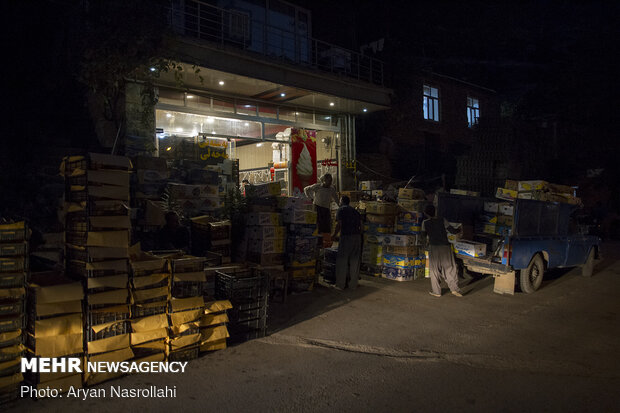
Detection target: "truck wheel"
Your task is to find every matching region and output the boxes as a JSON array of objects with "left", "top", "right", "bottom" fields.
[
  {"left": 581, "top": 248, "right": 595, "bottom": 277},
  {"left": 520, "top": 254, "right": 545, "bottom": 293}
]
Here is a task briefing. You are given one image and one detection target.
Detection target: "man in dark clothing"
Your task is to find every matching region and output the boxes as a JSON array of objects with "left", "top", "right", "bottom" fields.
[
  {"left": 157, "top": 211, "right": 190, "bottom": 252},
  {"left": 421, "top": 204, "right": 463, "bottom": 297},
  {"left": 332, "top": 195, "right": 362, "bottom": 290}
]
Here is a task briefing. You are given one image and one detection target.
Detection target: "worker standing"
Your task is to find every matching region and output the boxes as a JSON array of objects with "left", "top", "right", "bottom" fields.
[
  {"left": 421, "top": 204, "right": 464, "bottom": 297},
  {"left": 304, "top": 173, "right": 339, "bottom": 247},
  {"left": 332, "top": 195, "right": 362, "bottom": 290}
]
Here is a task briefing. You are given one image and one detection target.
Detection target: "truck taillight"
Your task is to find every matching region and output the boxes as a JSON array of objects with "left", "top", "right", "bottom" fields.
[{"left": 502, "top": 243, "right": 512, "bottom": 264}]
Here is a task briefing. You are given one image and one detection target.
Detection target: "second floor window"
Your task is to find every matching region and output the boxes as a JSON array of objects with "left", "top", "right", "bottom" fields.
[
  {"left": 467, "top": 97, "right": 480, "bottom": 127},
  {"left": 423, "top": 85, "right": 440, "bottom": 122}
]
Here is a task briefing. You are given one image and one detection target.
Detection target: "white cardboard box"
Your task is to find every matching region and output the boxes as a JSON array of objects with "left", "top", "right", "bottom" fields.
[{"left": 454, "top": 240, "right": 487, "bottom": 258}]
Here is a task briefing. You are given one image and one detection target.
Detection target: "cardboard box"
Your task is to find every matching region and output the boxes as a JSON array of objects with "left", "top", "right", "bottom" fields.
[
  {"left": 518, "top": 180, "right": 548, "bottom": 192},
  {"left": 483, "top": 202, "right": 500, "bottom": 213},
  {"left": 385, "top": 245, "right": 419, "bottom": 256},
  {"left": 395, "top": 222, "right": 421, "bottom": 235},
  {"left": 383, "top": 254, "right": 423, "bottom": 268},
  {"left": 248, "top": 238, "right": 285, "bottom": 254},
  {"left": 450, "top": 189, "right": 480, "bottom": 197},
  {"left": 365, "top": 201, "right": 398, "bottom": 215},
  {"left": 359, "top": 180, "right": 381, "bottom": 191},
  {"left": 246, "top": 212, "right": 282, "bottom": 226},
  {"left": 497, "top": 215, "right": 514, "bottom": 226},
  {"left": 247, "top": 181, "right": 282, "bottom": 198},
  {"left": 495, "top": 187, "right": 518, "bottom": 201},
  {"left": 398, "top": 188, "right": 425, "bottom": 200},
  {"left": 248, "top": 225, "right": 286, "bottom": 240},
  {"left": 498, "top": 203, "right": 514, "bottom": 216},
  {"left": 481, "top": 224, "right": 496, "bottom": 234},
  {"left": 363, "top": 234, "right": 384, "bottom": 244},
  {"left": 366, "top": 214, "right": 396, "bottom": 225},
  {"left": 168, "top": 183, "right": 218, "bottom": 198},
  {"left": 454, "top": 240, "right": 487, "bottom": 258},
  {"left": 547, "top": 183, "right": 574, "bottom": 195},
  {"left": 399, "top": 211, "right": 423, "bottom": 223},
  {"left": 371, "top": 190, "right": 384, "bottom": 197},
  {"left": 382, "top": 234, "right": 419, "bottom": 247},
  {"left": 363, "top": 222, "right": 393, "bottom": 234},
  {"left": 398, "top": 199, "right": 427, "bottom": 213},
  {"left": 478, "top": 213, "right": 498, "bottom": 224},
  {"left": 283, "top": 209, "right": 317, "bottom": 224},
  {"left": 339, "top": 191, "right": 363, "bottom": 203},
  {"left": 87, "top": 170, "right": 131, "bottom": 187},
  {"left": 504, "top": 180, "right": 519, "bottom": 191}
]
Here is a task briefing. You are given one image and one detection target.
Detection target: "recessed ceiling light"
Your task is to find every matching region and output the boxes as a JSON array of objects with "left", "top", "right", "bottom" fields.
[
  {"left": 244, "top": 105, "right": 251, "bottom": 108},
  {"left": 166, "top": 147, "right": 172, "bottom": 151},
  {"left": 244, "top": 123, "right": 249, "bottom": 126},
  {"left": 149, "top": 67, "right": 157, "bottom": 72},
  {"left": 257, "top": 143, "right": 263, "bottom": 147},
  {"left": 166, "top": 113, "right": 172, "bottom": 118},
  {"left": 280, "top": 93, "right": 286, "bottom": 97},
  {"left": 211, "top": 131, "right": 216, "bottom": 135},
  {"left": 329, "top": 102, "right": 335, "bottom": 106},
  {"left": 325, "top": 116, "right": 331, "bottom": 120},
  {"left": 175, "top": 127, "right": 183, "bottom": 132},
  {"left": 207, "top": 117, "right": 214, "bottom": 124},
  {"left": 363, "top": 108, "right": 368, "bottom": 112},
  {"left": 186, "top": 95, "right": 194, "bottom": 99},
  {"left": 218, "top": 81, "right": 225, "bottom": 85}
]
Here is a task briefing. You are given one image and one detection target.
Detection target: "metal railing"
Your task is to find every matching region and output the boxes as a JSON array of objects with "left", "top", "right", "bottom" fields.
[{"left": 167, "top": 0, "right": 384, "bottom": 86}]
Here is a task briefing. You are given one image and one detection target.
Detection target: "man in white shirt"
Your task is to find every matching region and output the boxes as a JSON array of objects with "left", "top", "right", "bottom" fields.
[{"left": 304, "top": 173, "right": 339, "bottom": 247}]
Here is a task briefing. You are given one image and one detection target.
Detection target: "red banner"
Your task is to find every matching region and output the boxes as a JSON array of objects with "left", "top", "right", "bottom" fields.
[{"left": 290, "top": 128, "right": 317, "bottom": 197}]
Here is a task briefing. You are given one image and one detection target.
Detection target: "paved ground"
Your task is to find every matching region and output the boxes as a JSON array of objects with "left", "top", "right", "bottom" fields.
[{"left": 8, "top": 243, "right": 620, "bottom": 412}]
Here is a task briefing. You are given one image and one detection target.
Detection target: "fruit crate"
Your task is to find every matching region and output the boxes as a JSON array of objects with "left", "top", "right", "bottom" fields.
[
  {"left": 0, "top": 315, "right": 25, "bottom": 334},
  {"left": 0, "top": 243, "right": 27, "bottom": 258},
  {"left": 172, "top": 257, "right": 206, "bottom": 274},
  {"left": 167, "top": 345, "right": 199, "bottom": 362},
  {"left": 67, "top": 259, "right": 128, "bottom": 278},
  {"left": 0, "top": 300, "right": 24, "bottom": 317},
  {"left": 0, "top": 258, "right": 27, "bottom": 273},
  {"left": 0, "top": 222, "right": 28, "bottom": 243},
  {"left": 0, "top": 330, "right": 22, "bottom": 348},
  {"left": 0, "top": 273, "right": 25, "bottom": 289},
  {"left": 86, "top": 320, "right": 130, "bottom": 342},
  {"left": 132, "top": 302, "right": 167, "bottom": 318},
  {"left": 227, "top": 306, "right": 267, "bottom": 324},
  {"left": 85, "top": 305, "right": 130, "bottom": 326}
]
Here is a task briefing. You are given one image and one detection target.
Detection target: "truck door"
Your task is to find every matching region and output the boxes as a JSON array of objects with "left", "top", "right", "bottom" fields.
[{"left": 565, "top": 209, "right": 590, "bottom": 266}]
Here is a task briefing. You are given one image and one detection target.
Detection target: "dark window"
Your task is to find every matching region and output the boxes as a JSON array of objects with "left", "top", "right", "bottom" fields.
[
  {"left": 423, "top": 85, "right": 440, "bottom": 122},
  {"left": 467, "top": 96, "right": 480, "bottom": 127}
]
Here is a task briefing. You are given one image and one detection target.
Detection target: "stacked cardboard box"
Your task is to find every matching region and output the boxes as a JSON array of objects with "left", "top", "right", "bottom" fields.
[
  {"left": 129, "top": 253, "right": 170, "bottom": 363},
  {"left": 62, "top": 153, "right": 134, "bottom": 386},
  {"left": 215, "top": 268, "right": 268, "bottom": 343},
  {"left": 25, "top": 271, "right": 84, "bottom": 394},
  {"left": 497, "top": 180, "right": 579, "bottom": 205},
  {"left": 199, "top": 300, "right": 232, "bottom": 352},
  {"left": 322, "top": 247, "right": 338, "bottom": 284},
  {"left": 167, "top": 183, "right": 222, "bottom": 217},
  {"left": 380, "top": 235, "right": 425, "bottom": 281},
  {"left": 360, "top": 202, "right": 397, "bottom": 277},
  {"left": 476, "top": 201, "right": 513, "bottom": 236},
  {"left": 0, "top": 221, "right": 28, "bottom": 403},
  {"left": 131, "top": 157, "right": 169, "bottom": 249},
  {"left": 191, "top": 217, "right": 232, "bottom": 264},
  {"left": 283, "top": 197, "right": 318, "bottom": 293},
  {"left": 245, "top": 212, "right": 284, "bottom": 266}
]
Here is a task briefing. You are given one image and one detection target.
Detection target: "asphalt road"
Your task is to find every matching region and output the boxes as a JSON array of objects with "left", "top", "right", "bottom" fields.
[{"left": 8, "top": 243, "right": 620, "bottom": 412}]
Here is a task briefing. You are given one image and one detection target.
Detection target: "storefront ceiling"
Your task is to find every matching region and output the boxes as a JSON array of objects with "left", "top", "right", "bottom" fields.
[{"left": 155, "top": 64, "right": 388, "bottom": 115}]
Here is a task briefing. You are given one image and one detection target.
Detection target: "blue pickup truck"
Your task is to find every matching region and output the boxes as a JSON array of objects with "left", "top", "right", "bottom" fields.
[{"left": 437, "top": 193, "right": 601, "bottom": 294}]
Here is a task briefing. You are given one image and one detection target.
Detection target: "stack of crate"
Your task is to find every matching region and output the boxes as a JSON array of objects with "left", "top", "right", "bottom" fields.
[
  {"left": 245, "top": 212, "right": 285, "bottom": 266},
  {"left": 62, "top": 153, "right": 134, "bottom": 387},
  {"left": 25, "top": 271, "right": 84, "bottom": 394},
  {"left": 167, "top": 256, "right": 206, "bottom": 361},
  {"left": 215, "top": 268, "right": 268, "bottom": 344},
  {"left": 129, "top": 254, "right": 170, "bottom": 363},
  {"left": 199, "top": 299, "right": 232, "bottom": 353},
  {"left": 282, "top": 197, "right": 318, "bottom": 293},
  {"left": 0, "top": 221, "right": 28, "bottom": 404},
  {"left": 190, "top": 217, "right": 232, "bottom": 264},
  {"left": 322, "top": 247, "right": 338, "bottom": 284}
]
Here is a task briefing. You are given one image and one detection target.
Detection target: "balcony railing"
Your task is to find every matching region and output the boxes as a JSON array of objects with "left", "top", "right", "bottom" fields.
[{"left": 167, "top": 0, "right": 384, "bottom": 86}]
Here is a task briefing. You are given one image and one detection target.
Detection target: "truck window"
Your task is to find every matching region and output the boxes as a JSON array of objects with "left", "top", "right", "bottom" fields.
[
  {"left": 516, "top": 201, "right": 541, "bottom": 236},
  {"left": 540, "top": 203, "right": 559, "bottom": 235}
]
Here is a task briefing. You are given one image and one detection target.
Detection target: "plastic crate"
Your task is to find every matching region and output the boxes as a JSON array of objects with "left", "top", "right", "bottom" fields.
[
  {"left": 85, "top": 306, "right": 130, "bottom": 326},
  {"left": 0, "top": 243, "right": 27, "bottom": 258},
  {"left": 130, "top": 260, "right": 168, "bottom": 277},
  {"left": 0, "top": 273, "right": 25, "bottom": 288},
  {"left": 0, "top": 300, "right": 24, "bottom": 317},
  {"left": 228, "top": 306, "right": 267, "bottom": 324},
  {"left": 227, "top": 327, "right": 266, "bottom": 344},
  {"left": 0, "top": 257, "right": 27, "bottom": 273},
  {"left": 167, "top": 345, "right": 199, "bottom": 362},
  {"left": 68, "top": 260, "right": 128, "bottom": 278},
  {"left": 89, "top": 200, "right": 129, "bottom": 216},
  {"left": 0, "top": 316, "right": 24, "bottom": 334},
  {"left": 132, "top": 302, "right": 167, "bottom": 318},
  {"left": 64, "top": 157, "right": 88, "bottom": 175},
  {"left": 86, "top": 320, "right": 130, "bottom": 342},
  {"left": 0, "top": 343, "right": 22, "bottom": 362},
  {"left": 0, "top": 360, "right": 21, "bottom": 377},
  {"left": 0, "top": 223, "right": 28, "bottom": 243},
  {"left": 65, "top": 231, "right": 88, "bottom": 246},
  {"left": 0, "top": 385, "right": 20, "bottom": 406},
  {"left": 65, "top": 188, "right": 88, "bottom": 203},
  {"left": 0, "top": 331, "right": 22, "bottom": 349}
]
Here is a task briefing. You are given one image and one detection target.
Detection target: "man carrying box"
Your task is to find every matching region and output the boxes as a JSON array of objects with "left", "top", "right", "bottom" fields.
[{"left": 421, "top": 205, "right": 463, "bottom": 298}]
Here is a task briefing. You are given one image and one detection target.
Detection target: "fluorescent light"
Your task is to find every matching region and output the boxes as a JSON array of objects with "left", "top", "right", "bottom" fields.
[
  {"left": 175, "top": 127, "right": 183, "bottom": 132},
  {"left": 244, "top": 105, "right": 251, "bottom": 108},
  {"left": 244, "top": 122, "right": 249, "bottom": 126},
  {"left": 186, "top": 95, "right": 194, "bottom": 99},
  {"left": 218, "top": 80, "right": 225, "bottom": 85},
  {"left": 207, "top": 117, "right": 214, "bottom": 124},
  {"left": 329, "top": 102, "right": 335, "bottom": 106},
  {"left": 211, "top": 131, "right": 216, "bottom": 135},
  {"left": 166, "top": 113, "right": 172, "bottom": 118},
  {"left": 324, "top": 116, "right": 331, "bottom": 120}
]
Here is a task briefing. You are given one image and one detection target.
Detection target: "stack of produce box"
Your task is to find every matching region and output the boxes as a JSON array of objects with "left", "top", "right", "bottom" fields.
[
  {"left": 167, "top": 256, "right": 206, "bottom": 361},
  {"left": 496, "top": 180, "right": 579, "bottom": 205},
  {"left": 190, "top": 216, "right": 232, "bottom": 263},
  {"left": 215, "top": 268, "right": 268, "bottom": 343},
  {"left": 322, "top": 247, "right": 338, "bottom": 284},
  {"left": 25, "top": 271, "right": 84, "bottom": 394},
  {"left": 361, "top": 201, "right": 397, "bottom": 277},
  {"left": 199, "top": 299, "right": 232, "bottom": 353},
  {"left": 381, "top": 234, "right": 425, "bottom": 281},
  {"left": 129, "top": 253, "right": 170, "bottom": 363},
  {"left": 242, "top": 182, "right": 284, "bottom": 266},
  {"left": 283, "top": 197, "right": 318, "bottom": 292},
  {"left": 395, "top": 188, "right": 426, "bottom": 236},
  {"left": 167, "top": 182, "right": 221, "bottom": 218},
  {"left": 62, "top": 153, "right": 134, "bottom": 387},
  {"left": 0, "top": 222, "right": 28, "bottom": 403}
]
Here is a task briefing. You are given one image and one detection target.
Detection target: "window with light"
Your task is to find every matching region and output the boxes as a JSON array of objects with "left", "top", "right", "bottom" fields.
[
  {"left": 467, "top": 97, "right": 480, "bottom": 127},
  {"left": 423, "top": 85, "right": 440, "bottom": 122}
]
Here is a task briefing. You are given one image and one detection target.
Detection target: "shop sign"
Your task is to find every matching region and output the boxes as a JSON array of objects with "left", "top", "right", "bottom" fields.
[
  {"left": 198, "top": 138, "right": 228, "bottom": 165},
  {"left": 290, "top": 128, "right": 317, "bottom": 196}
]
